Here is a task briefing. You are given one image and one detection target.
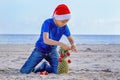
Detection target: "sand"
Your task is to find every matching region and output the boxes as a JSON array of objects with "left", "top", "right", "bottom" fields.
[{"left": 0, "top": 44, "right": 120, "bottom": 80}]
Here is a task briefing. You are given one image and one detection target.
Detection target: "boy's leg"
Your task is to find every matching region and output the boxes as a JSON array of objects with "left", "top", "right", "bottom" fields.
[
  {"left": 45, "top": 50, "right": 59, "bottom": 74},
  {"left": 20, "top": 48, "right": 44, "bottom": 74},
  {"left": 33, "top": 61, "right": 47, "bottom": 73}
]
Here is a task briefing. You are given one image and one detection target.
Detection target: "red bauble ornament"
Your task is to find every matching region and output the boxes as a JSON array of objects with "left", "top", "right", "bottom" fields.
[
  {"left": 60, "top": 53, "right": 64, "bottom": 58},
  {"left": 45, "top": 71, "right": 49, "bottom": 75},
  {"left": 58, "top": 58, "right": 62, "bottom": 62},
  {"left": 66, "top": 52, "right": 70, "bottom": 56},
  {"left": 68, "top": 59, "right": 71, "bottom": 63},
  {"left": 39, "top": 72, "right": 43, "bottom": 75}
]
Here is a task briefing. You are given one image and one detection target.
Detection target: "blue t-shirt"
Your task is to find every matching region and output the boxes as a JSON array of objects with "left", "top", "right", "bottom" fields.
[{"left": 35, "top": 18, "right": 71, "bottom": 53}]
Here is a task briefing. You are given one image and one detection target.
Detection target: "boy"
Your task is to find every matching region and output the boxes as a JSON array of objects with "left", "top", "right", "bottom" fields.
[{"left": 20, "top": 4, "right": 77, "bottom": 74}]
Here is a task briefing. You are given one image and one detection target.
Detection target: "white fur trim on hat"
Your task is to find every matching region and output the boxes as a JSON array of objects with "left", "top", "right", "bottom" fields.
[{"left": 53, "top": 14, "right": 71, "bottom": 20}]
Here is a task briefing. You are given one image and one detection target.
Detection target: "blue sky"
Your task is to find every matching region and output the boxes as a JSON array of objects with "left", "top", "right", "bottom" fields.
[{"left": 0, "top": 0, "right": 120, "bottom": 35}]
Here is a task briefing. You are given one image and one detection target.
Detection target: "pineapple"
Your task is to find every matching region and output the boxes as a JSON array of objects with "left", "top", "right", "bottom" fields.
[{"left": 58, "top": 47, "right": 71, "bottom": 74}]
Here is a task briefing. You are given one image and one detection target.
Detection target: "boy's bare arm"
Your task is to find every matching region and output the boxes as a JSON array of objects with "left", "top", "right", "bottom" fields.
[
  {"left": 43, "top": 32, "right": 71, "bottom": 50},
  {"left": 67, "top": 36, "right": 75, "bottom": 46},
  {"left": 67, "top": 36, "right": 77, "bottom": 52},
  {"left": 43, "top": 32, "right": 61, "bottom": 46}
]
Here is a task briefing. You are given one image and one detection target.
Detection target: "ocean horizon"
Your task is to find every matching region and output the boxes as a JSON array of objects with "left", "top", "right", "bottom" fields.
[{"left": 0, "top": 34, "right": 120, "bottom": 44}]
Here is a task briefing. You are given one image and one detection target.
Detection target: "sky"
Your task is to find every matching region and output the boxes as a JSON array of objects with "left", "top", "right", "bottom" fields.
[{"left": 0, "top": 0, "right": 120, "bottom": 35}]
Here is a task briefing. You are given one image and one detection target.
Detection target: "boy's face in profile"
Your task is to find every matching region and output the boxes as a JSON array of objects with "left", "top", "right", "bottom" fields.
[{"left": 54, "top": 19, "right": 69, "bottom": 27}]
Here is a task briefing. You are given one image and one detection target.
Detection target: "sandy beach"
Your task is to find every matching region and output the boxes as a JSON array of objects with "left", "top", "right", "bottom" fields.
[{"left": 0, "top": 44, "right": 120, "bottom": 80}]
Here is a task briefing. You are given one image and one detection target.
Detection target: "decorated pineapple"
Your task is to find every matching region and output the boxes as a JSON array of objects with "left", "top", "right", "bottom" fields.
[{"left": 58, "top": 47, "right": 71, "bottom": 74}]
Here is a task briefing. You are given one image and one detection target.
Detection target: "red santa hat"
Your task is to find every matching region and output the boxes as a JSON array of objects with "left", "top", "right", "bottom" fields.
[{"left": 53, "top": 4, "right": 71, "bottom": 20}]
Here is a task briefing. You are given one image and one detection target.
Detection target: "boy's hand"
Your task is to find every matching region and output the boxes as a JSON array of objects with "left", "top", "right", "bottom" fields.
[
  {"left": 67, "top": 36, "right": 77, "bottom": 52},
  {"left": 71, "top": 44, "right": 77, "bottom": 52},
  {"left": 60, "top": 42, "right": 71, "bottom": 50}
]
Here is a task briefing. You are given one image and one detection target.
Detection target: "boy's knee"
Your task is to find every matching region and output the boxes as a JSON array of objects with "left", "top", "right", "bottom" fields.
[
  {"left": 20, "top": 68, "right": 31, "bottom": 74},
  {"left": 53, "top": 70, "right": 58, "bottom": 74},
  {"left": 52, "top": 66, "right": 58, "bottom": 74}
]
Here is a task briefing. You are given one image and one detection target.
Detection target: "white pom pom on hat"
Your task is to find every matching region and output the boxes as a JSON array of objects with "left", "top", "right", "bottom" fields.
[{"left": 53, "top": 4, "right": 71, "bottom": 20}]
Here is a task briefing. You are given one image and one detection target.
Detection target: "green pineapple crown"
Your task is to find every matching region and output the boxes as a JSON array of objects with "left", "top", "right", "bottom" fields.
[
  {"left": 58, "top": 47, "right": 71, "bottom": 63},
  {"left": 58, "top": 47, "right": 70, "bottom": 59}
]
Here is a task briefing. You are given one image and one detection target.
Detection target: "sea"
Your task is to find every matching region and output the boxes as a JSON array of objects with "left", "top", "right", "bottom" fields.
[{"left": 0, "top": 34, "right": 120, "bottom": 44}]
